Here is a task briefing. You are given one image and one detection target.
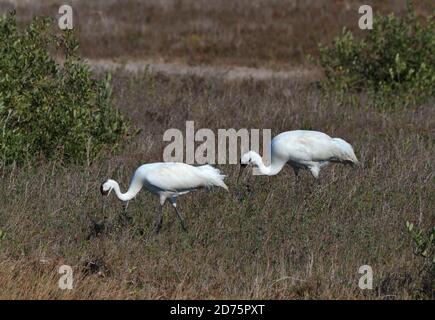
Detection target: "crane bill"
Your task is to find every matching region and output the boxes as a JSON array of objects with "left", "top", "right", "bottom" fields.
[
  {"left": 237, "top": 164, "right": 248, "bottom": 183},
  {"left": 347, "top": 160, "right": 359, "bottom": 167},
  {"left": 100, "top": 182, "right": 111, "bottom": 196}
]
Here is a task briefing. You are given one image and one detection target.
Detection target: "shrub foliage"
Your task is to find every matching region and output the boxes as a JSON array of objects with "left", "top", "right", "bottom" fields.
[
  {"left": 319, "top": 4, "right": 434, "bottom": 107},
  {"left": 0, "top": 13, "right": 128, "bottom": 165}
]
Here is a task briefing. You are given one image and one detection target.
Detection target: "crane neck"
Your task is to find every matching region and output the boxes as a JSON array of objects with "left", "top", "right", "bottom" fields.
[{"left": 251, "top": 152, "right": 286, "bottom": 176}]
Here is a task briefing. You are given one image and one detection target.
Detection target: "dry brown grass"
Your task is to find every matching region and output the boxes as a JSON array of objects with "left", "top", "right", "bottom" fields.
[
  {"left": 0, "top": 69, "right": 433, "bottom": 299},
  {"left": 1, "top": 0, "right": 434, "bottom": 67}
]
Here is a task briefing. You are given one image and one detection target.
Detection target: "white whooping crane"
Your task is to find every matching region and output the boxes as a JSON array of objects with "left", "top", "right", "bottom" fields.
[
  {"left": 239, "top": 130, "right": 358, "bottom": 181},
  {"left": 100, "top": 162, "right": 228, "bottom": 233}
]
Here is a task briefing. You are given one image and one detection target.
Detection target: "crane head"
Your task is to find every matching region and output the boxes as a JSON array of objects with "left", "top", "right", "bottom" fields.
[
  {"left": 100, "top": 180, "right": 112, "bottom": 196},
  {"left": 240, "top": 152, "right": 253, "bottom": 166}
]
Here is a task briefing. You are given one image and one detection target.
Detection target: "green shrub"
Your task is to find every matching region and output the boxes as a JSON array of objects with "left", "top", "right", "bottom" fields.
[
  {"left": 0, "top": 12, "right": 128, "bottom": 165},
  {"left": 406, "top": 221, "right": 434, "bottom": 265},
  {"left": 318, "top": 3, "right": 435, "bottom": 108}
]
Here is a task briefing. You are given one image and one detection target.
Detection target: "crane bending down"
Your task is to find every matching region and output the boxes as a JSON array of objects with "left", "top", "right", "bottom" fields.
[
  {"left": 239, "top": 130, "right": 358, "bottom": 181},
  {"left": 100, "top": 163, "right": 228, "bottom": 233}
]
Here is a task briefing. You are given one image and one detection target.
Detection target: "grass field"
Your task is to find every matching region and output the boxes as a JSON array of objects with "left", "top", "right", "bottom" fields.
[
  {"left": 1, "top": 71, "right": 433, "bottom": 299},
  {"left": 0, "top": 0, "right": 434, "bottom": 299}
]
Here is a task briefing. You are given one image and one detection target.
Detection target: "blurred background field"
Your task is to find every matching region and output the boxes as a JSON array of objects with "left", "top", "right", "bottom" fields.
[{"left": 1, "top": 0, "right": 433, "bottom": 67}]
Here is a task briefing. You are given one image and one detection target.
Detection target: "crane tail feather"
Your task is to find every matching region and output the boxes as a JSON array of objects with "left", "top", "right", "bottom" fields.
[{"left": 198, "top": 165, "right": 229, "bottom": 191}]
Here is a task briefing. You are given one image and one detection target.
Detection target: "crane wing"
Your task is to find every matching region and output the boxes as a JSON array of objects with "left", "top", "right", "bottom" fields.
[{"left": 272, "top": 132, "right": 339, "bottom": 163}]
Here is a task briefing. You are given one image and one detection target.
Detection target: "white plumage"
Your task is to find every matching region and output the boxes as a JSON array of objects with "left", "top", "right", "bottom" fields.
[
  {"left": 240, "top": 130, "right": 358, "bottom": 179},
  {"left": 100, "top": 162, "right": 228, "bottom": 233}
]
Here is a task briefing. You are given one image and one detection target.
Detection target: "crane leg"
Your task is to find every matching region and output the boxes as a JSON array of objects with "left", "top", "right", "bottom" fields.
[
  {"left": 153, "top": 205, "right": 164, "bottom": 234},
  {"left": 123, "top": 201, "right": 129, "bottom": 213},
  {"left": 309, "top": 165, "right": 320, "bottom": 180},
  {"left": 170, "top": 201, "right": 187, "bottom": 232}
]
